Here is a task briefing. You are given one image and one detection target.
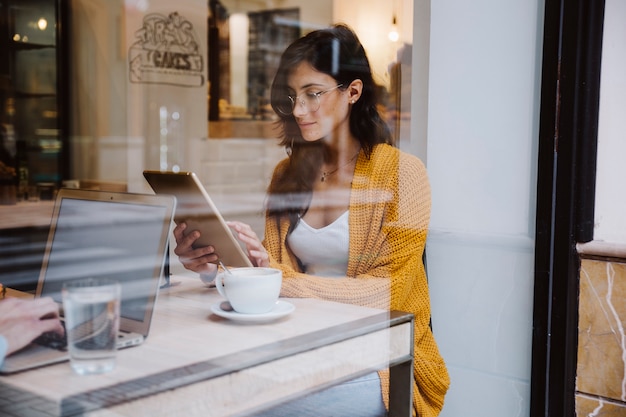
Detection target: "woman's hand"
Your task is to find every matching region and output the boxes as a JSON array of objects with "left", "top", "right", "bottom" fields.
[
  {"left": 0, "top": 297, "right": 64, "bottom": 356},
  {"left": 227, "top": 221, "right": 269, "bottom": 267},
  {"left": 172, "top": 222, "right": 219, "bottom": 275}
]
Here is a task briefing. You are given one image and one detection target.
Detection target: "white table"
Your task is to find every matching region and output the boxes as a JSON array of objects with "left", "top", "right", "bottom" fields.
[{"left": 0, "top": 275, "right": 414, "bottom": 416}]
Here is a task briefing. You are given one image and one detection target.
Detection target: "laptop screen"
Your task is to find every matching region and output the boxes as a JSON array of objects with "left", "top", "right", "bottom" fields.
[{"left": 37, "top": 191, "right": 174, "bottom": 332}]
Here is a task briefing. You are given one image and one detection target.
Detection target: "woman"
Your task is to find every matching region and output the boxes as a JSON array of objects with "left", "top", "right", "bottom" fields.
[{"left": 174, "top": 24, "right": 449, "bottom": 417}]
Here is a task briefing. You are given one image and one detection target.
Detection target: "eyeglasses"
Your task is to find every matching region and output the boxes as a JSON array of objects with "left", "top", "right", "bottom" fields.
[{"left": 276, "top": 84, "right": 343, "bottom": 116}]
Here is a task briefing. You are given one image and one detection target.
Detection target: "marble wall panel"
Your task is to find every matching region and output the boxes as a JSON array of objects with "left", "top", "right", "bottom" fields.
[
  {"left": 576, "top": 394, "right": 626, "bottom": 416},
  {"left": 577, "top": 259, "right": 626, "bottom": 403}
]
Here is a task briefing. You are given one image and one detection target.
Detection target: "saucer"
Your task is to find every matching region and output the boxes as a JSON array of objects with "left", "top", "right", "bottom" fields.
[{"left": 210, "top": 300, "right": 295, "bottom": 323}]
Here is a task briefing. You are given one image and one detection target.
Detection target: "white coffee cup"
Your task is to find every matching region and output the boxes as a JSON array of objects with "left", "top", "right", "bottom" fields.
[{"left": 215, "top": 267, "right": 282, "bottom": 314}]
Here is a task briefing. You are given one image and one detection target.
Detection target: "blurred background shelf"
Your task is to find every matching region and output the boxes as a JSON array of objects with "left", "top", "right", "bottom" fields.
[{"left": 0, "top": 0, "right": 69, "bottom": 191}]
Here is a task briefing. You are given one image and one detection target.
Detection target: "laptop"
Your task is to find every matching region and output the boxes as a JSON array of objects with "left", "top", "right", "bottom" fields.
[
  {"left": 143, "top": 170, "right": 253, "bottom": 268},
  {"left": 0, "top": 188, "right": 176, "bottom": 374}
]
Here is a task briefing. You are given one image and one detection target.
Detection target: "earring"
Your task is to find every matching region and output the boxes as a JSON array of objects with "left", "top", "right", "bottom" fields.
[{"left": 351, "top": 100, "right": 355, "bottom": 104}]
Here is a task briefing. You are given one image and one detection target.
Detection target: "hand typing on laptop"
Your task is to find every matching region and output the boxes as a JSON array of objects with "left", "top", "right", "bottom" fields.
[
  {"left": 1, "top": 189, "right": 174, "bottom": 375},
  {"left": 0, "top": 297, "right": 64, "bottom": 361}
]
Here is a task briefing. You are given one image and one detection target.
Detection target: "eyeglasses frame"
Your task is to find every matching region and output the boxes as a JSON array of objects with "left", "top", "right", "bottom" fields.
[{"left": 279, "top": 84, "right": 344, "bottom": 115}]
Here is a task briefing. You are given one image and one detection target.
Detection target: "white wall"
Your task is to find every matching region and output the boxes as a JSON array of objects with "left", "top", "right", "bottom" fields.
[
  {"left": 69, "top": 0, "right": 208, "bottom": 191},
  {"left": 423, "top": 1, "right": 544, "bottom": 416},
  {"left": 594, "top": 0, "right": 626, "bottom": 245},
  {"left": 229, "top": 13, "right": 249, "bottom": 110},
  {"left": 124, "top": 0, "right": 208, "bottom": 188},
  {"left": 69, "top": 0, "right": 129, "bottom": 181}
]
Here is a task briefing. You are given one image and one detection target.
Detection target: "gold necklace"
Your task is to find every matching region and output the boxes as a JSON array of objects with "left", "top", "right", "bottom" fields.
[{"left": 320, "top": 150, "right": 360, "bottom": 182}]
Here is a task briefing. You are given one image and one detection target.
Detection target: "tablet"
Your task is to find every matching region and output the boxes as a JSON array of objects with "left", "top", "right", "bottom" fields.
[{"left": 143, "top": 170, "right": 253, "bottom": 268}]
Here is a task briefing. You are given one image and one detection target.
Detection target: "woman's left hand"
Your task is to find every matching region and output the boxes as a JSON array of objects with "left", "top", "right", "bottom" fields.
[
  {"left": 226, "top": 221, "right": 269, "bottom": 267},
  {"left": 0, "top": 297, "right": 64, "bottom": 356}
]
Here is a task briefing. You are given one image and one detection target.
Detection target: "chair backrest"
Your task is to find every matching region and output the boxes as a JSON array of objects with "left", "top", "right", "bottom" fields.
[{"left": 422, "top": 244, "right": 433, "bottom": 330}]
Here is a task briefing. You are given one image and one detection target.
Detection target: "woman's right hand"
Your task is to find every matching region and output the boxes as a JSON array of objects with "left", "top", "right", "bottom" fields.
[
  {"left": 173, "top": 222, "right": 219, "bottom": 275},
  {"left": 226, "top": 220, "right": 269, "bottom": 267}
]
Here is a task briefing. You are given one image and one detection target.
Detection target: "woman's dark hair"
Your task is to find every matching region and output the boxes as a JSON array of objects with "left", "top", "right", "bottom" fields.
[{"left": 266, "top": 24, "right": 392, "bottom": 226}]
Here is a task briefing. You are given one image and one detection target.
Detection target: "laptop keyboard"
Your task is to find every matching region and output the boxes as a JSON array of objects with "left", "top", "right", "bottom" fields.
[{"left": 32, "top": 321, "right": 67, "bottom": 351}]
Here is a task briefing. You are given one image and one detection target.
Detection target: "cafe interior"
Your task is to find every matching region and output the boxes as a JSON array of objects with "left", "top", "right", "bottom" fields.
[{"left": 1, "top": 0, "right": 625, "bottom": 416}]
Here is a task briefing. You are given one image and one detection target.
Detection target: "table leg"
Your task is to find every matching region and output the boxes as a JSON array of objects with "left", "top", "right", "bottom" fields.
[{"left": 388, "top": 358, "right": 414, "bottom": 417}]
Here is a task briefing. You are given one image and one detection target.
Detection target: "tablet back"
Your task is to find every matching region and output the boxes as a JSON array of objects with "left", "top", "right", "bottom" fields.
[{"left": 143, "top": 171, "right": 253, "bottom": 268}]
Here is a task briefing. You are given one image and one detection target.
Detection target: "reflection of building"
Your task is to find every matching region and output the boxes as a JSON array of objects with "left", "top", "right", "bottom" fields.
[
  {"left": 208, "top": 0, "right": 230, "bottom": 121},
  {"left": 0, "top": 76, "right": 16, "bottom": 169},
  {"left": 0, "top": 0, "right": 68, "bottom": 187},
  {"left": 388, "top": 43, "right": 411, "bottom": 145},
  {"left": 209, "top": 5, "right": 300, "bottom": 121},
  {"left": 247, "top": 9, "right": 300, "bottom": 120}
]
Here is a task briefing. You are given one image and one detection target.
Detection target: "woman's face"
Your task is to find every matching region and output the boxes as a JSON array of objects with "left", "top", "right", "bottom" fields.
[{"left": 286, "top": 62, "right": 351, "bottom": 143}]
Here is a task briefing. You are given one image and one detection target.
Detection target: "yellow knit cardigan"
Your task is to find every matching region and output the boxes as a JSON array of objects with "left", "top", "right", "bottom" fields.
[{"left": 262, "top": 143, "right": 450, "bottom": 417}]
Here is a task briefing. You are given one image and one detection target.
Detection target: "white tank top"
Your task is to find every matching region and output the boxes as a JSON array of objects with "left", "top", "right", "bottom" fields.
[{"left": 287, "top": 211, "right": 349, "bottom": 277}]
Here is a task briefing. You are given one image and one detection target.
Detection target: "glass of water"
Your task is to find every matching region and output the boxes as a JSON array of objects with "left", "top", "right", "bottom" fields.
[{"left": 62, "top": 278, "right": 120, "bottom": 375}]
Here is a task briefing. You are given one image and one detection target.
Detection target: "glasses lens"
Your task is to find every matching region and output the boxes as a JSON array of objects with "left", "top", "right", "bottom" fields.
[
  {"left": 276, "top": 96, "right": 295, "bottom": 116},
  {"left": 275, "top": 90, "right": 324, "bottom": 116},
  {"left": 306, "top": 93, "right": 321, "bottom": 113}
]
